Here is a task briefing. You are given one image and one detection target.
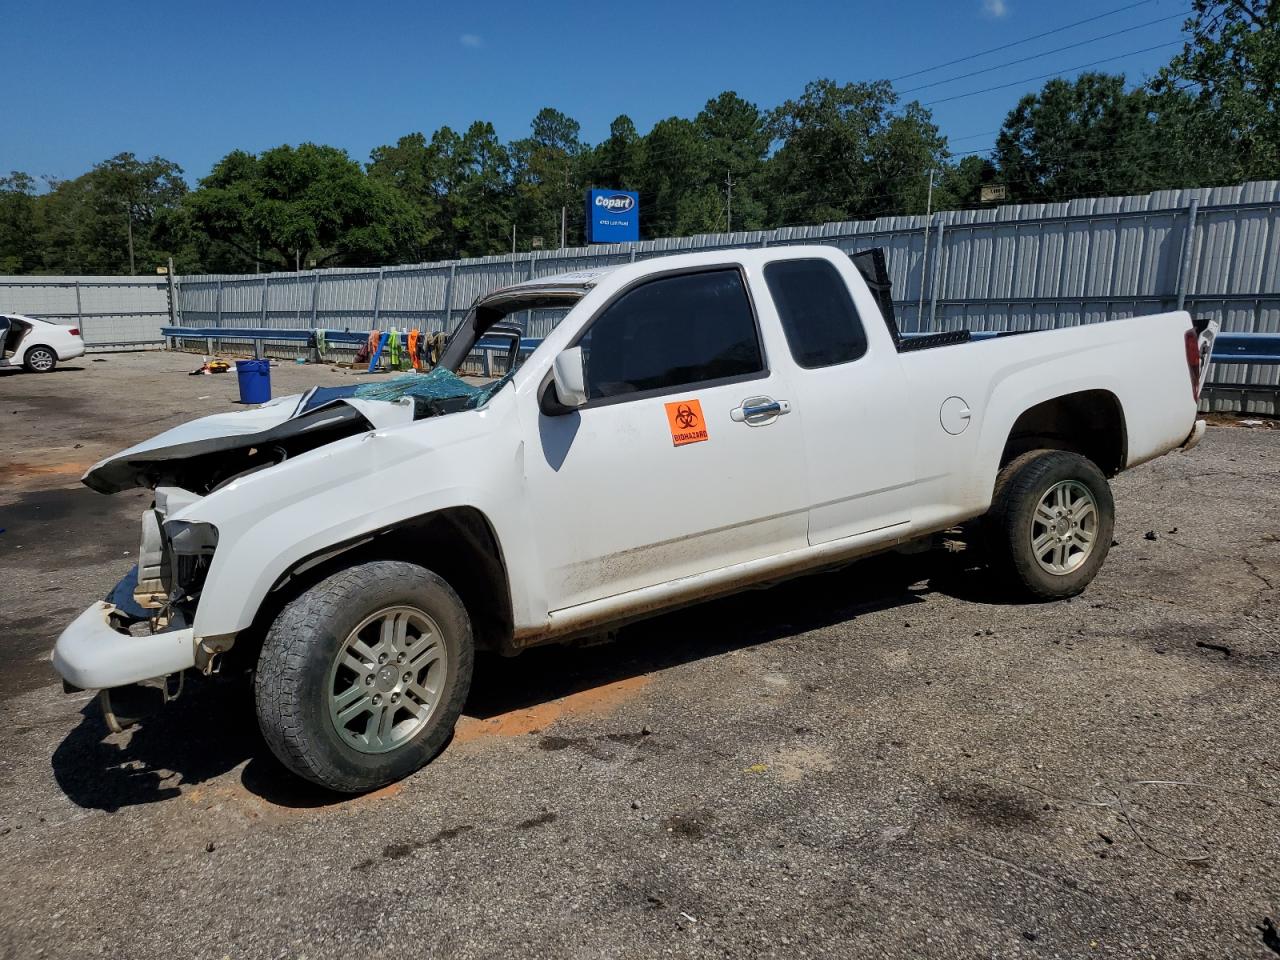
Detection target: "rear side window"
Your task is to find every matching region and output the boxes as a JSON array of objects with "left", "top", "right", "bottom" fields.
[
  {"left": 580, "top": 268, "right": 764, "bottom": 401},
  {"left": 764, "top": 259, "right": 868, "bottom": 368}
]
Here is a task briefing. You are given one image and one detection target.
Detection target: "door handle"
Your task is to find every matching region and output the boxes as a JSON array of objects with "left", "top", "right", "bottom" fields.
[{"left": 731, "top": 396, "right": 791, "bottom": 426}]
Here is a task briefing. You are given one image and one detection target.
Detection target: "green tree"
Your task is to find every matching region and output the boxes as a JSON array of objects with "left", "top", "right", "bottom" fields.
[
  {"left": 450, "top": 121, "right": 514, "bottom": 258},
  {"left": 1151, "top": 0, "right": 1279, "bottom": 183},
  {"left": 368, "top": 132, "right": 450, "bottom": 261},
  {"left": 767, "top": 79, "right": 947, "bottom": 225},
  {"left": 935, "top": 155, "right": 1000, "bottom": 209},
  {"left": 0, "top": 173, "right": 41, "bottom": 274},
  {"left": 32, "top": 153, "right": 188, "bottom": 275},
  {"left": 418, "top": 125, "right": 470, "bottom": 259},
  {"left": 695, "top": 92, "right": 770, "bottom": 231},
  {"left": 590, "top": 115, "right": 643, "bottom": 191},
  {"left": 511, "top": 108, "right": 583, "bottom": 248},
  {"left": 635, "top": 117, "right": 719, "bottom": 237},
  {"left": 994, "top": 73, "right": 1172, "bottom": 202},
  {"left": 184, "top": 143, "right": 417, "bottom": 270},
  {"left": 94, "top": 153, "right": 188, "bottom": 273}
]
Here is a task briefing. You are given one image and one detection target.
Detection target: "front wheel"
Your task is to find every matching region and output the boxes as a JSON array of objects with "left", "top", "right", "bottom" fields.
[
  {"left": 255, "top": 560, "right": 474, "bottom": 793},
  {"left": 24, "top": 345, "right": 57, "bottom": 373},
  {"left": 986, "top": 450, "right": 1115, "bottom": 601}
]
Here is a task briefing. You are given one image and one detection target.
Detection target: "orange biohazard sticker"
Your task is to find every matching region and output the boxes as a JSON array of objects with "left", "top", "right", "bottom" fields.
[{"left": 665, "top": 399, "right": 708, "bottom": 446}]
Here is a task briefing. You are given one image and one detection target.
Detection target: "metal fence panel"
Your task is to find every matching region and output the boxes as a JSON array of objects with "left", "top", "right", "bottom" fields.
[
  {"left": 0, "top": 275, "right": 170, "bottom": 347},
  {"left": 159, "top": 179, "right": 1272, "bottom": 414}
]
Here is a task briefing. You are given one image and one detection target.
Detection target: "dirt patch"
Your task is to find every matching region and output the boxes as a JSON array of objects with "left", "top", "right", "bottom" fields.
[
  {"left": 0, "top": 459, "right": 97, "bottom": 493},
  {"left": 773, "top": 744, "right": 837, "bottom": 783},
  {"left": 452, "top": 674, "right": 651, "bottom": 745}
]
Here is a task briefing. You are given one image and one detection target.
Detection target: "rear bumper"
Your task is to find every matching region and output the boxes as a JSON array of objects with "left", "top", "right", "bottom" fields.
[
  {"left": 1180, "top": 419, "right": 1207, "bottom": 452},
  {"left": 51, "top": 601, "right": 196, "bottom": 690},
  {"left": 58, "top": 341, "right": 86, "bottom": 361}
]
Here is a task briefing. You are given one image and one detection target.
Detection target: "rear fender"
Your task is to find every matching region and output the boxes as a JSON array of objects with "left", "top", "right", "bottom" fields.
[{"left": 974, "top": 366, "right": 1130, "bottom": 508}]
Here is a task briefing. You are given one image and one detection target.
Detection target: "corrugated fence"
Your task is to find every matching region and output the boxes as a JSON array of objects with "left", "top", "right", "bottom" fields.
[
  {"left": 5, "top": 181, "right": 1276, "bottom": 411},
  {"left": 0, "top": 275, "right": 172, "bottom": 348},
  {"left": 173, "top": 180, "right": 1280, "bottom": 412}
]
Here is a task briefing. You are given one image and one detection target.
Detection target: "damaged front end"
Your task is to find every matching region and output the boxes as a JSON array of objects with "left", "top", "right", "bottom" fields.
[
  {"left": 52, "top": 490, "right": 221, "bottom": 700},
  {"left": 57, "top": 491, "right": 220, "bottom": 731},
  {"left": 52, "top": 370, "right": 503, "bottom": 725}
]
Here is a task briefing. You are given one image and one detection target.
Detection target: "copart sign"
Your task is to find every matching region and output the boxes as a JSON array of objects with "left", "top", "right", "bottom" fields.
[{"left": 585, "top": 189, "right": 640, "bottom": 244}]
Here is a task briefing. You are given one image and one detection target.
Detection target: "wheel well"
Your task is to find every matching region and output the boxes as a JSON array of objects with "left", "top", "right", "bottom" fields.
[
  {"left": 253, "top": 507, "right": 515, "bottom": 657},
  {"left": 1000, "top": 390, "right": 1127, "bottom": 477}
]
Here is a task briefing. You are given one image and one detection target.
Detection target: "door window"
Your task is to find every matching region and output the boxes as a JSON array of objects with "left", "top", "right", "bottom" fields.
[
  {"left": 764, "top": 259, "right": 868, "bottom": 368},
  {"left": 579, "top": 269, "right": 764, "bottom": 401}
]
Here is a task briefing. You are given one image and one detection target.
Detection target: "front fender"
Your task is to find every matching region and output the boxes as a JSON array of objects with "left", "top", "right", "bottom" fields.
[{"left": 183, "top": 390, "right": 536, "bottom": 639}]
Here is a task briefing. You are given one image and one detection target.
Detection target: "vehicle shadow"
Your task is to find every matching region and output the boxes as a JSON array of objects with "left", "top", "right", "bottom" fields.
[
  {"left": 49, "top": 675, "right": 262, "bottom": 812},
  {"left": 49, "top": 546, "right": 1012, "bottom": 812}
]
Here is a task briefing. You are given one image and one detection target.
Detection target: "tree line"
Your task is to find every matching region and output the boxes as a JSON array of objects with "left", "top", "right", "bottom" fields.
[{"left": 1, "top": 0, "right": 1273, "bottom": 276}]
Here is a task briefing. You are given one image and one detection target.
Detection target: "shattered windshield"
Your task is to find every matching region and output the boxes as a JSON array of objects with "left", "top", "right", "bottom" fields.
[
  {"left": 291, "top": 367, "right": 512, "bottom": 422},
  {"left": 354, "top": 367, "right": 512, "bottom": 415}
]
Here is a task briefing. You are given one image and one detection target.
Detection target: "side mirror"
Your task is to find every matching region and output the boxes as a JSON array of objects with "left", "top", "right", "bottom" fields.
[{"left": 550, "top": 346, "right": 588, "bottom": 409}]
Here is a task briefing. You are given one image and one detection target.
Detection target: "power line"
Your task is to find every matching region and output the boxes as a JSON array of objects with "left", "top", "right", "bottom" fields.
[
  {"left": 899, "top": 11, "right": 1186, "bottom": 95},
  {"left": 923, "top": 40, "right": 1183, "bottom": 105},
  {"left": 891, "top": 0, "right": 1164, "bottom": 82}
]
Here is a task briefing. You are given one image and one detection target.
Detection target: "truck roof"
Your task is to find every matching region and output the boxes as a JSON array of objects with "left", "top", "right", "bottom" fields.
[{"left": 480, "top": 266, "right": 620, "bottom": 302}]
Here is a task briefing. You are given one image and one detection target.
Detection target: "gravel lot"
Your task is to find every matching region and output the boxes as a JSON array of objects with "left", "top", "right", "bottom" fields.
[{"left": 1, "top": 351, "right": 1278, "bottom": 959}]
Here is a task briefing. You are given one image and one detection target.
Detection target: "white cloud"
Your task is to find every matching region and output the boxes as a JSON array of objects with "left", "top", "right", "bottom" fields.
[
  {"left": 460, "top": 33, "right": 483, "bottom": 48},
  {"left": 982, "top": 0, "right": 1008, "bottom": 17}
]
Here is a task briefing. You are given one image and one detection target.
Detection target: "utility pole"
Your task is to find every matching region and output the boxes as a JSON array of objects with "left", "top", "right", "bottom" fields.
[
  {"left": 166, "top": 256, "right": 177, "bottom": 328},
  {"left": 916, "top": 168, "right": 935, "bottom": 332},
  {"left": 560, "top": 163, "right": 570, "bottom": 248},
  {"left": 725, "top": 170, "right": 734, "bottom": 234},
  {"left": 123, "top": 200, "right": 135, "bottom": 276},
  {"left": 511, "top": 224, "right": 517, "bottom": 284}
]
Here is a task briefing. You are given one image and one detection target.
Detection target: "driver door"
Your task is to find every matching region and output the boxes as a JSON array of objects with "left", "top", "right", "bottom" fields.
[{"left": 522, "top": 266, "right": 809, "bottom": 612}]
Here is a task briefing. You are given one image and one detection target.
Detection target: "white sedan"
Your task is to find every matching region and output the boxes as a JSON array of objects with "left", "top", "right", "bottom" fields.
[{"left": 0, "top": 313, "right": 86, "bottom": 372}]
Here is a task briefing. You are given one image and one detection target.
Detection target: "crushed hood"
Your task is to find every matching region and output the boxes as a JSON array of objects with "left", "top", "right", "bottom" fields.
[
  {"left": 82, "top": 389, "right": 415, "bottom": 495},
  {"left": 84, "top": 369, "right": 509, "bottom": 496}
]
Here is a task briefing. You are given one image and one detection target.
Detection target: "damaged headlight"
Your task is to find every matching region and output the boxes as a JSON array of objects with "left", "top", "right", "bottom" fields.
[
  {"left": 134, "top": 487, "right": 209, "bottom": 610},
  {"left": 162, "top": 520, "right": 218, "bottom": 601}
]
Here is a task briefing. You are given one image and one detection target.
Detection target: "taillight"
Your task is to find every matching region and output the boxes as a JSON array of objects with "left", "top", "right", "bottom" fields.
[
  {"left": 1184, "top": 328, "right": 1201, "bottom": 401},
  {"left": 68, "top": 328, "right": 80, "bottom": 336}
]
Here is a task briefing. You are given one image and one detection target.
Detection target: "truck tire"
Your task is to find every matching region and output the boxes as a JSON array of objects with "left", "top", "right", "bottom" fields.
[
  {"left": 255, "top": 560, "right": 474, "bottom": 793},
  {"left": 986, "top": 450, "right": 1115, "bottom": 601},
  {"left": 23, "top": 345, "right": 57, "bottom": 373}
]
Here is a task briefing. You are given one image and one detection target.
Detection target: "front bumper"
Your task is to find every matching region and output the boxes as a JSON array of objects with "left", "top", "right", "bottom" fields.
[
  {"left": 1180, "top": 418, "right": 1207, "bottom": 452},
  {"left": 51, "top": 601, "right": 196, "bottom": 690}
]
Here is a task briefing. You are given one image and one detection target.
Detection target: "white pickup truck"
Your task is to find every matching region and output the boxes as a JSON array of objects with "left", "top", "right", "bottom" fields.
[{"left": 53, "top": 245, "right": 1216, "bottom": 792}]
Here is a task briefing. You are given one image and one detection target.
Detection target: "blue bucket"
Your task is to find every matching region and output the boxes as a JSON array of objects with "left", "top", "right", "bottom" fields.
[{"left": 236, "top": 359, "right": 271, "bottom": 404}]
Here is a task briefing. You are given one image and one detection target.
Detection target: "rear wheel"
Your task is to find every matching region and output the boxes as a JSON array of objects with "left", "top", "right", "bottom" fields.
[
  {"left": 23, "top": 345, "right": 56, "bottom": 373},
  {"left": 986, "top": 450, "right": 1115, "bottom": 600},
  {"left": 254, "top": 560, "right": 474, "bottom": 793}
]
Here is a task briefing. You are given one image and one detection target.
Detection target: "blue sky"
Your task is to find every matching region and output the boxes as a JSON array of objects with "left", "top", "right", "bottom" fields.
[{"left": 2, "top": 0, "right": 1190, "bottom": 185}]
